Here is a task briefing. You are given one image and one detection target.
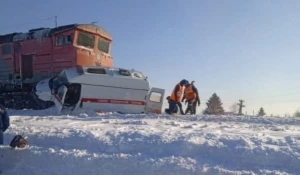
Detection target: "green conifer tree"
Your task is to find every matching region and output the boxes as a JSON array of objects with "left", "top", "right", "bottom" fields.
[{"left": 204, "top": 93, "right": 225, "bottom": 115}]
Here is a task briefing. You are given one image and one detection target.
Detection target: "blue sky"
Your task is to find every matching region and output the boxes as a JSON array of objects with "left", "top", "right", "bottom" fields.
[{"left": 1, "top": 0, "right": 300, "bottom": 116}]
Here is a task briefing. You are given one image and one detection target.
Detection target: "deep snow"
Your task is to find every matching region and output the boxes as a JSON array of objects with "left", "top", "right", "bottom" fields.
[{"left": 1, "top": 108, "right": 300, "bottom": 175}]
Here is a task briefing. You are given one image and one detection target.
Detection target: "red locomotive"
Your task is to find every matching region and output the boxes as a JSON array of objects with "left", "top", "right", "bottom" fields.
[{"left": 0, "top": 23, "right": 113, "bottom": 109}]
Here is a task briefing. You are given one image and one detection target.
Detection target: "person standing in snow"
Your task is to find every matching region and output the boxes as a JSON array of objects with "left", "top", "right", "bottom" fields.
[
  {"left": 181, "top": 81, "right": 200, "bottom": 115},
  {"left": 165, "top": 79, "right": 189, "bottom": 115},
  {"left": 0, "top": 104, "right": 10, "bottom": 144}
]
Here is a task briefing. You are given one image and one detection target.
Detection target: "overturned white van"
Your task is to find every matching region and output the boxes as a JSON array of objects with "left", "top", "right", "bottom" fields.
[{"left": 50, "top": 66, "right": 165, "bottom": 114}]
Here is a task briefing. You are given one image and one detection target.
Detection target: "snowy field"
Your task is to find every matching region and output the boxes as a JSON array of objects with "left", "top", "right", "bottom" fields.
[{"left": 1, "top": 108, "right": 300, "bottom": 175}]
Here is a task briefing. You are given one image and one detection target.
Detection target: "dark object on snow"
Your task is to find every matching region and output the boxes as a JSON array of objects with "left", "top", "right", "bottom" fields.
[{"left": 9, "top": 135, "right": 28, "bottom": 148}]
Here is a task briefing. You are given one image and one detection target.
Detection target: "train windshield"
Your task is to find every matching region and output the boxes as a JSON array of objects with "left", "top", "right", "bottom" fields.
[
  {"left": 76, "top": 31, "right": 95, "bottom": 49},
  {"left": 52, "top": 71, "right": 69, "bottom": 90},
  {"left": 98, "top": 37, "right": 110, "bottom": 53}
]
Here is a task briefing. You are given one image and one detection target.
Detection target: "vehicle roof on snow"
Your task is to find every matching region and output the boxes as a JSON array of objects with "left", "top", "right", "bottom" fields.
[
  {"left": 76, "top": 65, "right": 146, "bottom": 79},
  {"left": 63, "top": 66, "right": 150, "bottom": 91}
]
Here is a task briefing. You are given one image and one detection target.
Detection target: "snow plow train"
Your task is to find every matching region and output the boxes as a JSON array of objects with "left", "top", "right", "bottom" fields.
[
  {"left": 0, "top": 23, "right": 166, "bottom": 114},
  {"left": 0, "top": 23, "right": 113, "bottom": 109}
]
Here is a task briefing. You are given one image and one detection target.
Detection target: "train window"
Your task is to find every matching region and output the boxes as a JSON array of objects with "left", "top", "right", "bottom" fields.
[
  {"left": 77, "top": 32, "right": 95, "bottom": 49},
  {"left": 56, "top": 36, "right": 63, "bottom": 46},
  {"left": 87, "top": 68, "right": 106, "bottom": 74},
  {"left": 149, "top": 92, "right": 162, "bottom": 103},
  {"left": 97, "top": 37, "right": 109, "bottom": 53},
  {"left": 66, "top": 36, "right": 72, "bottom": 44},
  {"left": 1, "top": 44, "right": 11, "bottom": 54},
  {"left": 56, "top": 35, "right": 72, "bottom": 46}
]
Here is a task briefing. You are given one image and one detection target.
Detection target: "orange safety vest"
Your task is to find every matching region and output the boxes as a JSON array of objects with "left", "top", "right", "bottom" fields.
[
  {"left": 170, "top": 84, "right": 183, "bottom": 102},
  {"left": 184, "top": 84, "right": 197, "bottom": 100}
]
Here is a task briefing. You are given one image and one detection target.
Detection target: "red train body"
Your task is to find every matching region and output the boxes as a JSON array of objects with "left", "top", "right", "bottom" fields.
[{"left": 0, "top": 23, "right": 113, "bottom": 109}]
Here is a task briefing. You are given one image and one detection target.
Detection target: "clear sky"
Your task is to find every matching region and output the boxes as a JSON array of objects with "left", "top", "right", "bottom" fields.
[{"left": 1, "top": 0, "right": 300, "bottom": 116}]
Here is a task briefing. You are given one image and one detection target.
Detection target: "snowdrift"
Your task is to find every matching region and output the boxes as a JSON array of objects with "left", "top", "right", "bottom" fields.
[{"left": 1, "top": 108, "right": 300, "bottom": 175}]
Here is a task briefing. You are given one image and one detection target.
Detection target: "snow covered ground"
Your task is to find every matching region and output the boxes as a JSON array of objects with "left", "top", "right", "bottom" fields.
[{"left": 1, "top": 108, "right": 300, "bottom": 175}]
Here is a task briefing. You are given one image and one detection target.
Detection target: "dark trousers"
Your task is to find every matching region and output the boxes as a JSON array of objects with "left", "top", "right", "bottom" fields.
[
  {"left": 185, "top": 99, "right": 197, "bottom": 115},
  {"left": 0, "top": 130, "right": 3, "bottom": 144},
  {"left": 165, "top": 100, "right": 178, "bottom": 114}
]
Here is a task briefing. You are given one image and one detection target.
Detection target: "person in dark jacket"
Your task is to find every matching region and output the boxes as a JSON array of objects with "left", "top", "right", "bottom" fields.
[
  {"left": 181, "top": 81, "right": 200, "bottom": 115},
  {"left": 165, "top": 79, "right": 189, "bottom": 115},
  {"left": 164, "top": 96, "right": 178, "bottom": 114},
  {"left": 0, "top": 104, "right": 10, "bottom": 144}
]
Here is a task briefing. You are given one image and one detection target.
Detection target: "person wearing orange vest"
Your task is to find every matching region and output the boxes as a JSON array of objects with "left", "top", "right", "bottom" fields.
[
  {"left": 165, "top": 79, "right": 189, "bottom": 115},
  {"left": 181, "top": 81, "right": 200, "bottom": 115}
]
